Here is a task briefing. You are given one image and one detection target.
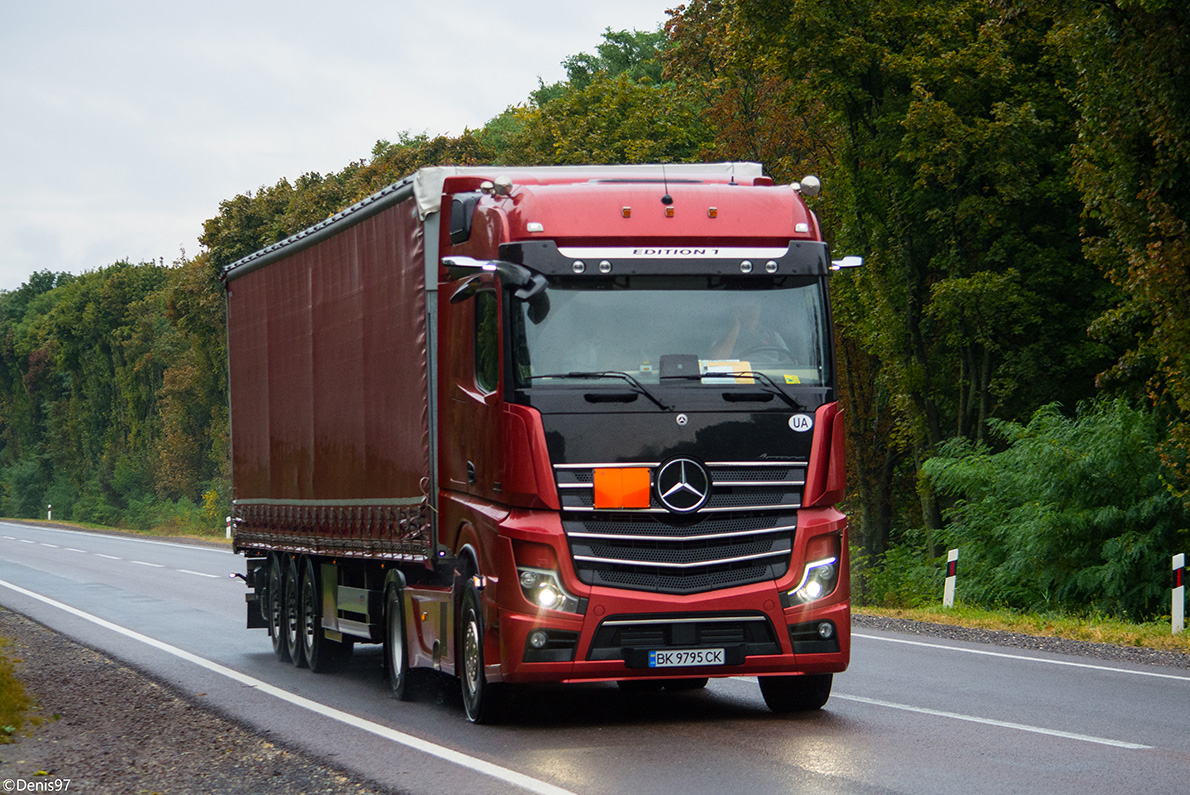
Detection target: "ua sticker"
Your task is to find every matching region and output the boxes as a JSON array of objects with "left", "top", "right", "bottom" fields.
[{"left": 788, "top": 414, "right": 814, "bottom": 432}]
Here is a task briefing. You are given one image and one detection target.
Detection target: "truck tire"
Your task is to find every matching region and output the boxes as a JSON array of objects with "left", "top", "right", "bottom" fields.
[
  {"left": 268, "top": 554, "right": 291, "bottom": 663},
  {"left": 758, "top": 673, "right": 832, "bottom": 713},
  {"left": 384, "top": 584, "right": 410, "bottom": 700},
  {"left": 300, "top": 558, "right": 352, "bottom": 673},
  {"left": 284, "top": 556, "right": 307, "bottom": 668},
  {"left": 459, "top": 581, "right": 503, "bottom": 724}
]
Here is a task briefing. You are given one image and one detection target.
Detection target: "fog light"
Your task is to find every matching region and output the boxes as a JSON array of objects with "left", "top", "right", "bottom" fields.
[
  {"left": 528, "top": 630, "right": 549, "bottom": 649},
  {"left": 818, "top": 621, "right": 835, "bottom": 639},
  {"left": 520, "top": 570, "right": 540, "bottom": 589}
]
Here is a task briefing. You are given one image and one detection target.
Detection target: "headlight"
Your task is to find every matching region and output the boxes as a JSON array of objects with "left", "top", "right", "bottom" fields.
[
  {"left": 789, "top": 557, "right": 839, "bottom": 604},
  {"left": 517, "top": 567, "right": 581, "bottom": 613}
]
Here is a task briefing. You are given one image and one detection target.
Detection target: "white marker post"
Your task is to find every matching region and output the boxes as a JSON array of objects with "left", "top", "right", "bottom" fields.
[
  {"left": 1174, "top": 554, "right": 1185, "bottom": 635},
  {"left": 226, "top": 515, "right": 232, "bottom": 540},
  {"left": 943, "top": 548, "right": 959, "bottom": 608},
  {"left": 47, "top": 504, "right": 52, "bottom": 522}
]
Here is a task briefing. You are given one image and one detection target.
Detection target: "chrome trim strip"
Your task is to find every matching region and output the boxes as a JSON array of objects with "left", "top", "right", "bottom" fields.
[
  {"left": 554, "top": 462, "right": 661, "bottom": 470},
  {"left": 554, "top": 461, "right": 806, "bottom": 470},
  {"left": 572, "top": 550, "right": 790, "bottom": 569},
  {"left": 567, "top": 524, "right": 795, "bottom": 543},
  {"left": 561, "top": 503, "right": 801, "bottom": 514},
  {"left": 601, "top": 615, "right": 768, "bottom": 626},
  {"left": 714, "top": 480, "right": 805, "bottom": 488}
]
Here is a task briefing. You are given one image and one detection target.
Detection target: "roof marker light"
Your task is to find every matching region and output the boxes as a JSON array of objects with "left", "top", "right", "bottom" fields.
[
  {"left": 708, "top": 207, "right": 718, "bottom": 218},
  {"left": 622, "top": 207, "right": 632, "bottom": 218},
  {"left": 665, "top": 207, "right": 675, "bottom": 218},
  {"left": 527, "top": 222, "right": 544, "bottom": 233}
]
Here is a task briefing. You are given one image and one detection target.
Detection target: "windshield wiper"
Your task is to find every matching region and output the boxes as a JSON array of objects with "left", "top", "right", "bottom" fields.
[
  {"left": 524, "top": 371, "right": 671, "bottom": 411},
  {"left": 730, "top": 371, "right": 807, "bottom": 411},
  {"left": 662, "top": 370, "right": 805, "bottom": 411}
]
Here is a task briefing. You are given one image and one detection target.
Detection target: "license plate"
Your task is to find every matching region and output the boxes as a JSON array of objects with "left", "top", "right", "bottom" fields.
[{"left": 648, "top": 648, "right": 726, "bottom": 668}]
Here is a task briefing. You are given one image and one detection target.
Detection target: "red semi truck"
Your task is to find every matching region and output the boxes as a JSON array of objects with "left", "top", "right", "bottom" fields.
[{"left": 222, "top": 162, "right": 854, "bottom": 723}]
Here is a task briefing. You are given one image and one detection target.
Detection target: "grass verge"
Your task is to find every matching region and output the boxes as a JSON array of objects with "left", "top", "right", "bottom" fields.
[
  {"left": 0, "top": 635, "right": 33, "bottom": 743},
  {"left": 856, "top": 604, "right": 1190, "bottom": 654}
]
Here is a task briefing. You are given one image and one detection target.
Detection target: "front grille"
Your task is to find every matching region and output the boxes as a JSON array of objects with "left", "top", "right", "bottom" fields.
[{"left": 556, "top": 461, "right": 803, "bottom": 594}]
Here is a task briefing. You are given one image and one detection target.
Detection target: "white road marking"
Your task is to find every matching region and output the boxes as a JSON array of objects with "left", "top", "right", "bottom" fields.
[
  {"left": 131, "top": 561, "right": 165, "bottom": 568},
  {"left": 18, "top": 539, "right": 34, "bottom": 544},
  {"left": 854, "top": 632, "right": 1190, "bottom": 682},
  {"left": 0, "top": 577, "right": 579, "bottom": 795},
  {"left": 39, "top": 543, "right": 59, "bottom": 548},
  {"left": 177, "top": 569, "right": 220, "bottom": 579},
  {"left": 0, "top": 522, "right": 233, "bottom": 554},
  {"left": 64, "top": 548, "right": 87, "bottom": 553},
  {"left": 96, "top": 554, "right": 122, "bottom": 560},
  {"left": 833, "top": 693, "right": 1152, "bottom": 750}
]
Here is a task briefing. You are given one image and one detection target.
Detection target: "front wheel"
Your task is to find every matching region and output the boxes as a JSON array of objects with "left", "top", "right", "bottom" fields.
[
  {"left": 459, "top": 582, "right": 503, "bottom": 724},
  {"left": 384, "top": 584, "right": 410, "bottom": 700},
  {"left": 758, "top": 673, "right": 833, "bottom": 713}
]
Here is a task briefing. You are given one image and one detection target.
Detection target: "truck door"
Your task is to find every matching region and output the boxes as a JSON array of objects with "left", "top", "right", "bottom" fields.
[{"left": 441, "top": 285, "right": 504, "bottom": 500}]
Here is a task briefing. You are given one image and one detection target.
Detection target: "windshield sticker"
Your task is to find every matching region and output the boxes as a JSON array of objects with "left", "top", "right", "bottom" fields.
[
  {"left": 784, "top": 374, "right": 801, "bottom": 384},
  {"left": 700, "top": 360, "right": 755, "bottom": 384}
]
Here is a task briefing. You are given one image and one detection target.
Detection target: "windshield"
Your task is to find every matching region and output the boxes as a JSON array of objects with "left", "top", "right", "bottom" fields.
[{"left": 511, "top": 276, "right": 830, "bottom": 388}]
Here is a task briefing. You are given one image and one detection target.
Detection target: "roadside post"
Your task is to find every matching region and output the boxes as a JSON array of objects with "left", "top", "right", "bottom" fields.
[
  {"left": 943, "top": 548, "right": 959, "bottom": 608},
  {"left": 226, "top": 515, "right": 232, "bottom": 540},
  {"left": 47, "top": 503, "right": 51, "bottom": 521},
  {"left": 1175, "top": 553, "right": 1185, "bottom": 635}
]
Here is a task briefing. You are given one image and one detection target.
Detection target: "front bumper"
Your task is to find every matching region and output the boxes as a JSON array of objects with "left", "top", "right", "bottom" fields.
[{"left": 494, "top": 585, "right": 850, "bottom": 684}]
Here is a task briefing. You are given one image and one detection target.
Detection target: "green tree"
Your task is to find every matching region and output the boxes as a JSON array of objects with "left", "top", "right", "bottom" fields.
[
  {"left": 1050, "top": 0, "right": 1190, "bottom": 501},
  {"left": 734, "top": 0, "right": 1112, "bottom": 554},
  {"left": 511, "top": 73, "right": 709, "bottom": 165},
  {"left": 563, "top": 27, "right": 669, "bottom": 89}
]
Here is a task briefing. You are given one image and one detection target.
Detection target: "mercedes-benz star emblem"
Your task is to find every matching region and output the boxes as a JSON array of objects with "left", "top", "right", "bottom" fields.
[{"left": 655, "top": 458, "right": 711, "bottom": 514}]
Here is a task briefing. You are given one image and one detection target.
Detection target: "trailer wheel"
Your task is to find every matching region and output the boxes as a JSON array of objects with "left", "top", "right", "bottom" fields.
[
  {"left": 284, "top": 556, "right": 306, "bottom": 668},
  {"left": 300, "top": 558, "right": 352, "bottom": 673},
  {"left": 459, "top": 581, "right": 503, "bottom": 724},
  {"left": 758, "top": 673, "right": 832, "bottom": 713},
  {"left": 268, "top": 554, "right": 291, "bottom": 663},
  {"left": 384, "top": 584, "right": 410, "bottom": 700}
]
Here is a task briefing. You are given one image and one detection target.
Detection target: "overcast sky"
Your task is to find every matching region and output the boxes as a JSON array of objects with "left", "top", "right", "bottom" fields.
[{"left": 0, "top": 1, "right": 678, "bottom": 293}]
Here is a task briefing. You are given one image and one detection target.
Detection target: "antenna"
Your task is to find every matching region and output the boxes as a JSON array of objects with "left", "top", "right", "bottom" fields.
[{"left": 661, "top": 163, "right": 673, "bottom": 205}]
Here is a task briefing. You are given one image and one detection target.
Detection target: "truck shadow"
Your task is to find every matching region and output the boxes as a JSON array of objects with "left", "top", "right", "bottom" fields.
[{"left": 386, "top": 659, "right": 838, "bottom": 728}]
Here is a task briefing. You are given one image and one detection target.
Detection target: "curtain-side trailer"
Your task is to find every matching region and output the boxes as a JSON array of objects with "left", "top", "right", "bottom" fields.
[{"left": 223, "top": 163, "right": 855, "bottom": 723}]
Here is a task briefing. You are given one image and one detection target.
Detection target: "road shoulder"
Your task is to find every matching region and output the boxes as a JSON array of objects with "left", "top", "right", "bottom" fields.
[{"left": 0, "top": 608, "right": 396, "bottom": 795}]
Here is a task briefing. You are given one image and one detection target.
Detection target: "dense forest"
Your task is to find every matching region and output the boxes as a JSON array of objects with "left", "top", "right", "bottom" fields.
[{"left": 2, "top": 0, "right": 1187, "bottom": 619}]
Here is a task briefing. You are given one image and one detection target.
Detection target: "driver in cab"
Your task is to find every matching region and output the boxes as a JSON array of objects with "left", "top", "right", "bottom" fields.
[{"left": 709, "top": 298, "right": 789, "bottom": 360}]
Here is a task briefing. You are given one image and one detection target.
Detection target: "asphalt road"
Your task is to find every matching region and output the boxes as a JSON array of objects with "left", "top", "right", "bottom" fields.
[{"left": 1, "top": 520, "right": 1187, "bottom": 795}]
